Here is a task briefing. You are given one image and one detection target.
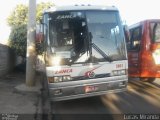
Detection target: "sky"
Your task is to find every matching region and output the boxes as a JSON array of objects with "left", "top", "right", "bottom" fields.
[{"left": 0, "top": 0, "right": 160, "bottom": 44}]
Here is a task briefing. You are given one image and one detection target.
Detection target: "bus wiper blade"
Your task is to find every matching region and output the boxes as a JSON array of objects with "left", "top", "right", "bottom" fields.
[{"left": 92, "top": 43, "right": 112, "bottom": 62}]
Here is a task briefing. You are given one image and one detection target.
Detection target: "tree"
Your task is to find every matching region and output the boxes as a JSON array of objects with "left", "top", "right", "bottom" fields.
[
  {"left": 9, "top": 24, "right": 27, "bottom": 58},
  {"left": 7, "top": 2, "right": 53, "bottom": 57},
  {"left": 7, "top": 2, "right": 53, "bottom": 26},
  {"left": 7, "top": 4, "right": 28, "bottom": 27},
  {"left": 36, "top": 2, "right": 53, "bottom": 23}
]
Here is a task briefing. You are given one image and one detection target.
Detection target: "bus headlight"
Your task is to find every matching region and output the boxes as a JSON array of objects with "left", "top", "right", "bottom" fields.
[
  {"left": 51, "top": 56, "right": 61, "bottom": 66},
  {"left": 152, "top": 49, "right": 160, "bottom": 65},
  {"left": 48, "top": 77, "right": 55, "bottom": 83},
  {"left": 112, "top": 69, "right": 126, "bottom": 76},
  {"left": 54, "top": 76, "right": 63, "bottom": 83},
  {"left": 48, "top": 76, "right": 62, "bottom": 83},
  {"left": 48, "top": 75, "right": 71, "bottom": 83},
  {"left": 63, "top": 75, "right": 72, "bottom": 81}
]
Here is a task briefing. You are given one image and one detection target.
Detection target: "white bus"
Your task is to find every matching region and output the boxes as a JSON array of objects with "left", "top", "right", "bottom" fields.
[{"left": 40, "top": 5, "right": 128, "bottom": 101}]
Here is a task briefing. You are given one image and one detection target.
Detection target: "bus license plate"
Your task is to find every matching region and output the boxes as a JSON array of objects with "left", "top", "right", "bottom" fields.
[{"left": 85, "top": 85, "right": 98, "bottom": 93}]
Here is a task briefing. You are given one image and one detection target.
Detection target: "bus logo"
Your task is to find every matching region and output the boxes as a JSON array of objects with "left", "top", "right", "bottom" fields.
[
  {"left": 87, "top": 71, "right": 95, "bottom": 78},
  {"left": 56, "top": 15, "right": 74, "bottom": 19},
  {"left": 55, "top": 69, "right": 72, "bottom": 74}
]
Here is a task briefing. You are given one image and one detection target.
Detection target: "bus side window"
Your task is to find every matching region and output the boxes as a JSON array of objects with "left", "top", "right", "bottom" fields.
[{"left": 128, "top": 26, "right": 142, "bottom": 51}]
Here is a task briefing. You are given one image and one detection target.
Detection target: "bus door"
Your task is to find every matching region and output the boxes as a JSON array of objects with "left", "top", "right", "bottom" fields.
[{"left": 127, "top": 26, "right": 142, "bottom": 77}]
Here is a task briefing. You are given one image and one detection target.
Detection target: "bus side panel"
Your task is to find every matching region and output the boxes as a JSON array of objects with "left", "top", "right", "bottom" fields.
[
  {"left": 128, "top": 51, "right": 141, "bottom": 77},
  {"left": 140, "top": 44, "right": 160, "bottom": 78},
  {"left": 128, "top": 22, "right": 144, "bottom": 77}
]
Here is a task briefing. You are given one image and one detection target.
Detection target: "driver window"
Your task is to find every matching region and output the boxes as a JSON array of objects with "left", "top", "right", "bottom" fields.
[
  {"left": 128, "top": 26, "right": 142, "bottom": 51},
  {"left": 56, "top": 20, "right": 74, "bottom": 46}
]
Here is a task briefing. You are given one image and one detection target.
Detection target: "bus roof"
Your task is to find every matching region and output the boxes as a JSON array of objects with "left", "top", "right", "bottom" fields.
[
  {"left": 44, "top": 5, "right": 118, "bottom": 13},
  {"left": 129, "top": 19, "right": 160, "bottom": 29}
]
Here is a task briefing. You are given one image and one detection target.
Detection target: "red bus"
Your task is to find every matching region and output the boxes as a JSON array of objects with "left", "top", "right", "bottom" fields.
[{"left": 127, "top": 19, "right": 160, "bottom": 82}]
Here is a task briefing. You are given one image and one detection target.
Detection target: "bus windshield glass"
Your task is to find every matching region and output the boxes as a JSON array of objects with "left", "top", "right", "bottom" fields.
[
  {"left": 45, "top": 10, "right": 126, "bottom": 64},
  {"left": 150, "top": 22, "right": 160, "bottom": 43}
]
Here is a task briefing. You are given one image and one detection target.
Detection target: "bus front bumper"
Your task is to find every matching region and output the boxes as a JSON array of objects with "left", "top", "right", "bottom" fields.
[{"left": 48, "top": 76, "right": 128, "bottom": 101}]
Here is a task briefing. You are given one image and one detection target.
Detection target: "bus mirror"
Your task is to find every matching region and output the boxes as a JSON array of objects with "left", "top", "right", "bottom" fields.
[
  {"left": 36, "top": 32, "right": 44, "bottom": 44},
  {"left": 36, "top": 23, "right": 44, "bottom": 44},
  {"left": 40, "top": 19, "right": 42, "bottom": 24},
  {"left": 36, "top": 32, "right": 44, "bottom": 55},
  {"left": 123, "top": 25, "right": 130, "bottom": 43}
]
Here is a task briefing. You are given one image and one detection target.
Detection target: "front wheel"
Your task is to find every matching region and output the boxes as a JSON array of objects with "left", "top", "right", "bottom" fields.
[{"left": 140, "top": 77, "right": 155, "bottom": 83}]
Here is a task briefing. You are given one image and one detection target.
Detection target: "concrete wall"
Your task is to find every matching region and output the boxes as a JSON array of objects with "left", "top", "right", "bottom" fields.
[{"left": 0, "top": 44, "right": 15, "bottom": 76}]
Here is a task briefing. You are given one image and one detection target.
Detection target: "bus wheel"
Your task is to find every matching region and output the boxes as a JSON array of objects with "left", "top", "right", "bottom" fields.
[{"left": 140, "top": 77, "right": 155, "bottom": 83}]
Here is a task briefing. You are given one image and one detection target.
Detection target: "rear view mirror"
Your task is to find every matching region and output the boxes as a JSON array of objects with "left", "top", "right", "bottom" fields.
[
  {"left": 36, "top": 24, "right": 44, "bottom": 44},
  {"left": 40, "top": 19, "right": 43, "bottom": 24},
  {"left": 36, "top": 24, "right": 44, "bottom": 54},
  {"left": 36, "top": 32, "right": 44, "bottom": 44},
  {"left": 123, "top": 25, "right": 130, "bottom": 42}
]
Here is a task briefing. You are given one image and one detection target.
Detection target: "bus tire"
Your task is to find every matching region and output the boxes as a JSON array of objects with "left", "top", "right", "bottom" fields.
[{"left": 140, "top": 77, "right": 155, "bottom": 83}]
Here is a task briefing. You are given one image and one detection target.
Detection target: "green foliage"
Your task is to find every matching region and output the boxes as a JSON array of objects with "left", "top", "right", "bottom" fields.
[
  {"left": 7, "top": 2, "right": 54, "bottom": 27},
  {"left": 9, "top": 25, "right": 27, "bottom": 57},
  {"left": 7, "top": 2, "right": 54, "bottom": 57},
  {"left": 7, "top": 4, "right": 28, "bottom": 27},
  {"left": 36, "top": 2, "right": 53, "bottom": 23}
]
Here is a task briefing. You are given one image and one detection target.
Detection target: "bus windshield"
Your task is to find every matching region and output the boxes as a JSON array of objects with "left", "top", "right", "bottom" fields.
[
  {"left": 150, "top": 22, "right": 160, "bottom": 43},
  {"left": 45, "top": 10, "right": 127, "bottom": 64}
]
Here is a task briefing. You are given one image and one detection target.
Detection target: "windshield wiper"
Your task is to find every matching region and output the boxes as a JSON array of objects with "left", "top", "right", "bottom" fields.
[
  {"left": 92, "top": 43, "right": 112, "bottom": 62},
  {"left": 88, "top": 32, "right": 112, "bottom": 62}
]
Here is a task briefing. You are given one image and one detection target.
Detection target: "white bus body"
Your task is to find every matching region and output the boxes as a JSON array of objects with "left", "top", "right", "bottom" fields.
[{"left": 42, "top": 5, "right": 128, "bottom": 101}]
